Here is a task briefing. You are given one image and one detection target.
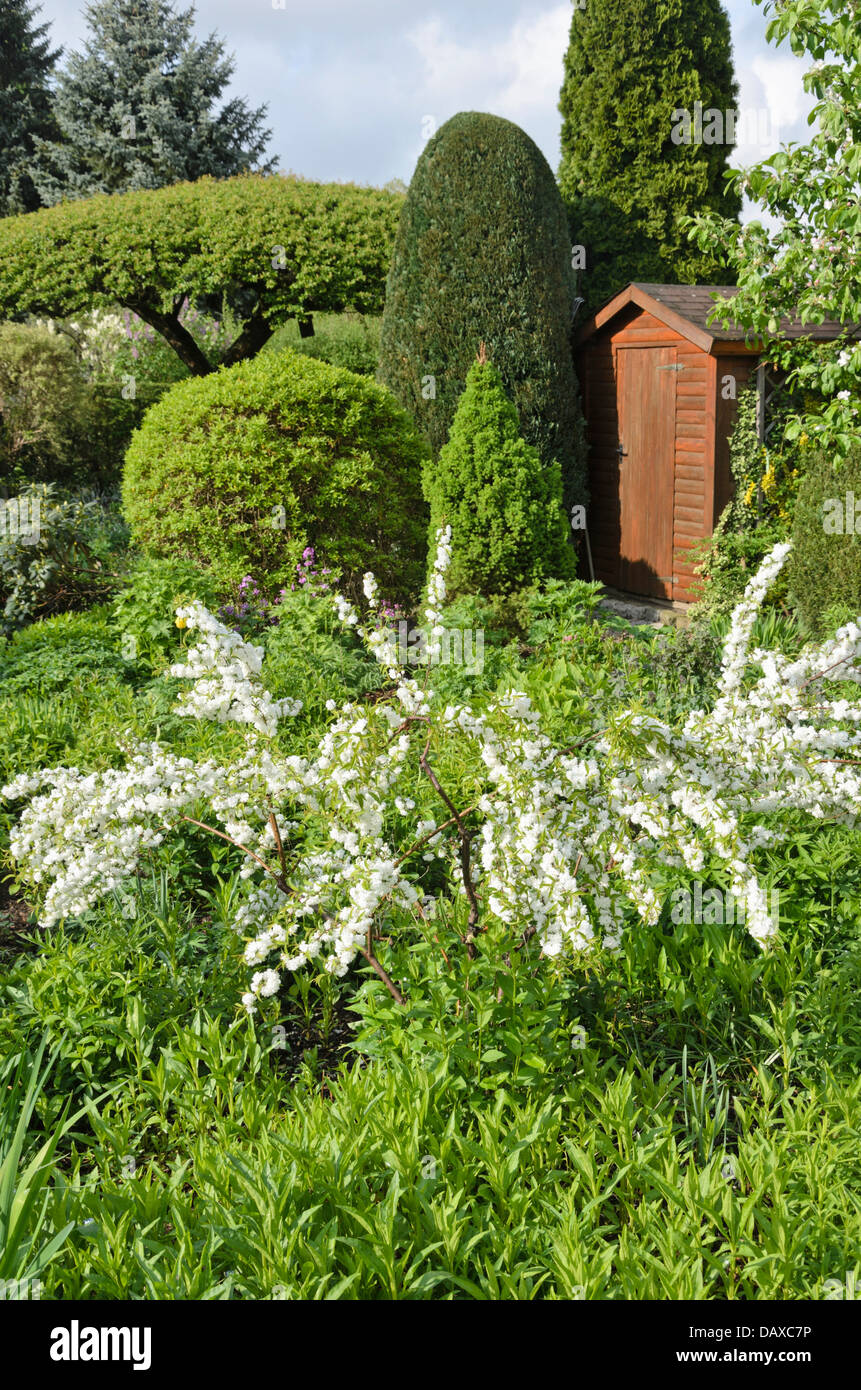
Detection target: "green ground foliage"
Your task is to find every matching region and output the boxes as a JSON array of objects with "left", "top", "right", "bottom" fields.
[{"left": 1, "top": 554, "right": 859, "bottom": 1300}]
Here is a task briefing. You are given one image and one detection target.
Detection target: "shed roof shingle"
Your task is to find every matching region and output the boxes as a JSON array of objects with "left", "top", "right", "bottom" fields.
[
  {"left": 575, "top": 282, "right": 859, "bottom": 350},
  {"left": 630, "top": 283, "right": 855, "bottom": 341}
]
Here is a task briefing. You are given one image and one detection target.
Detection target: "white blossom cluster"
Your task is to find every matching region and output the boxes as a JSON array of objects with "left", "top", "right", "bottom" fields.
[
  {"left": 4, "top": 529, "right": 861, "bottom": 1014},
  {"left": 424, "top": 524, "right": 452, "bottom": 663},
  {"left": 170, "top": 603, "right": 302, "bottom": 736}
]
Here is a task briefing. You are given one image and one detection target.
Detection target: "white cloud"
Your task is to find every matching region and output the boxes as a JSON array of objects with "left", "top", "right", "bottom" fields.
[{"left": 34, "top": 0, "right": 819, "bottom": 214}]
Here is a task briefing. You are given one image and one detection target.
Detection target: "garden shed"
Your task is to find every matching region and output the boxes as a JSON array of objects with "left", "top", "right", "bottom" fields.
[{"left": 573, "top": 282, "right": 851, "bottom": 602}]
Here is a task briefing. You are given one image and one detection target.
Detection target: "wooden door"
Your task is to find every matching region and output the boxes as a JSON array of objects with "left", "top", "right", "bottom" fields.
[{"left": 615, "top": 346, "right": 676, "bottom": 598}]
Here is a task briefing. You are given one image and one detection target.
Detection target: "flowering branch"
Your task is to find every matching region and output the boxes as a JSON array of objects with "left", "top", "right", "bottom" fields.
[{"left": 5, "top": 523, "right": 861, "bottom": 1019}]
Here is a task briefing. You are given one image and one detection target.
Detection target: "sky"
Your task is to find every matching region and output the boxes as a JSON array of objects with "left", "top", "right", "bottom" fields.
[{"left": 36, "top": 0, "right": 817, "bottom": 212}]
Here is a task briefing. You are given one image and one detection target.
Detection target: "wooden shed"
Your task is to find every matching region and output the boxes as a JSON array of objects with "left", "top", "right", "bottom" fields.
[{"left": 573, "top": 282, "right": 850, "bottom": 602}]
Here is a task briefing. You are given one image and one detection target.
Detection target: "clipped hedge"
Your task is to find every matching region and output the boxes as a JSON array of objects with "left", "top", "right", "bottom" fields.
[
  {"left": 379, "top": 111, "right": 587, "bottom": 515},
  {"left": 788, "top": 440, "right": 861, "bottom": 637},
  {"left": 0, "top": 174, "right": 403, "bottom": 378},
  {"left": 122, "top": 350, "right": 429, "bottom": 604}
]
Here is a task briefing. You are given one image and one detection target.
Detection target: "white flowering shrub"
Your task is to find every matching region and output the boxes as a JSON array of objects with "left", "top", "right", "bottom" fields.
[{"left": 4, "top": 528, "right": 861, "bottom": 1014}]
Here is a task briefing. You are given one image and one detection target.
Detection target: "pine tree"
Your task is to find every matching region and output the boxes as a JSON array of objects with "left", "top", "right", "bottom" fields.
[
  {"left": 379, "top": 111, "right": 587, "bottom": 517},
  {"left": 31, "top": 0, "right": 274, "bottom": 205},
  {"left": 558, "top": 0, "right": 742, "bottom": 312},
  {"left": 423, "top": 348, "right": 575, "bottom": 600},
  {"left": 0, "top": 0, "right": 61, "bottom": 215}
]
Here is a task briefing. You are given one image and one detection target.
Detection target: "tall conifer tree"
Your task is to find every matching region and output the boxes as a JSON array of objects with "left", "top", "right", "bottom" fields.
[
  {"left": 379, "top": 111, "right": 587, "bottom": 516},
  {"left": 31, "top": 0, "right": 274, "bottom": 205},
  {"left": 558, "top": 0, "right": 742, "bottom": 311},
  {"left": 0, "top": 0, "right": 60, "bottom": 215}
]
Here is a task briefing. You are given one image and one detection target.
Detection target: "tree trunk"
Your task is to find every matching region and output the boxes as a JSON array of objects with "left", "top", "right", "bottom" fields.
[
  {"left": 222, "top": 309, "right": 274, "bottom": 369},
  {"left": 298, "top": 315, "right": 315, "bottom": 338},
  {"left": 123, "top": 299, "right": 213, "bottom": 377}
]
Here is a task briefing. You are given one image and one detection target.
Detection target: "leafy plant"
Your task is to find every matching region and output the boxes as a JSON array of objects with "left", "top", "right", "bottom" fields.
[
  {"left": 0, "top": 1033, "right": 75, "bottom": 1288},
  {"left": 787, "top": 439, "right": 861, "bottom": 637},
  {"left": 112, "top": 554, "right": 224, "bottom": 667},
  {"left": 423, "top": 355, "right": 575, "bottom": 599},
  {"left": 0, "top": 322, "right": 91, "bottom": 487},
  {"left": 0, "top": 483, "right": 128, "bottom": 634},
  {"left": 0, "top": 174, "right": 403, "bottom": 378},
  {"left": 122, "top": 348, "right": 429, "bottom": 604}
]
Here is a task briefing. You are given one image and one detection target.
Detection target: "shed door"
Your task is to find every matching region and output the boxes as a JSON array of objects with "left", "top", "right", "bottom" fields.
[{"left": 615, "top": 346, "right": 676, "bottom": 599}]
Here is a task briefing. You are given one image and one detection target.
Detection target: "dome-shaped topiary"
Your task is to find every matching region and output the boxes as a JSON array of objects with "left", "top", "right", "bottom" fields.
[
  {"left": 378, "top": 111, "right": 587, "bottom": 518},
  {"left": 122, "top": 349, "right": 429, "bottom": 604},
  {"left": 425, "top": 351, "right": 575, "bottom": 599}
]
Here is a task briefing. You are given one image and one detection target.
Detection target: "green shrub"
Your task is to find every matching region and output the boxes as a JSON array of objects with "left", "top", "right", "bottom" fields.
[
  {"left": 0, "top": 605, "right": 129, "bottom": 694},
  {"left": 690, "top": 380, "right": 811, "bottom": 623},
  {"left": 788, "top": 440, "right": 861, "bottom": 637},
  {"left": 0, "top": 324, "right": 91, "bottom": 488},
  {"left": 379, "top": 111, "right": 587, "bottom": 515},
  {"left": 0, "top": 175, "right": 403, "bottom": 379},
  {"left": 122, "top": 350, "right": 429, "bottom": 603},
  {"left": 269, "top": 313, "right": 381, "bottom": 377},
  {"left": 0, "top": 485, "right": 128, "bottom": 635},
  {"left": 111, "top": 555, "right": 225, "bottom": 667},
  {"left": 424, "top": 357, "right": 575, "bottom": 598}
]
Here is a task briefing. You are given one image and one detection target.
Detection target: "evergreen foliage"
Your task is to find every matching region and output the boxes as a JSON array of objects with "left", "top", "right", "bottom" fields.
[
  {"left": 122, "top": 349, "right": 429, "bottom": 603},
  {"left": 558, "top": 0, "right": 742, "bottom": 312},
  {"left": 0, "top": 0, "right": 60, "bottom": 215},
  {"left": 788, "top": 440, "right": 861, "bottom": 638},
  {"left": 423, "top": 352, "right": 575, "bottom": 599},
  {"left": 379, "top": 111, "right": 587, "bottom": 516},
  {"left": 30, "top": 0, "right": 273, "bottom": 205}
]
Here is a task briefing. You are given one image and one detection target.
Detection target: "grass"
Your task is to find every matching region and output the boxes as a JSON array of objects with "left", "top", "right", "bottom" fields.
[{"left": 1, "top": 562, "right": 859, "bottom": 1300}]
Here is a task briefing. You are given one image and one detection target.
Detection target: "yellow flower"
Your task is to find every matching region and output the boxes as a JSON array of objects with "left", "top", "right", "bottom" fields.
[
  {"left": 743, "top": 480, "right": 757, "bottom": 507},
  {"left": 799, "top": 432, "right": 809, "bottom": 447},
  {"left": 175, "top": 616, "right": 187, "bottom": 629}
]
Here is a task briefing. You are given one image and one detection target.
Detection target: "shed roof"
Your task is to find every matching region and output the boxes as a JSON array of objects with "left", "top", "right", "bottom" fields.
[{"left": 575, "top": 282, "right": 858, "bottom": 353}]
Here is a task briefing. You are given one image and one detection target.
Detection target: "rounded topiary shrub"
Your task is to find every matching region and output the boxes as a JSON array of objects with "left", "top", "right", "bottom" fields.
[
  {"left": 787, "top": 440, "right": 861, "bottom": 637},
  {"left": 122, "top": 350, "right": 430, "bottom": 604}
]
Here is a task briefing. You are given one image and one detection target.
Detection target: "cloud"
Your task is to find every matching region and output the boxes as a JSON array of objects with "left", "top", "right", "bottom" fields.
[
  {"left": 406, "top": 5, "right": 571, "bottom": 172},
  {"left": 34, "top": 0, "right": 818, "bottom": 213}
]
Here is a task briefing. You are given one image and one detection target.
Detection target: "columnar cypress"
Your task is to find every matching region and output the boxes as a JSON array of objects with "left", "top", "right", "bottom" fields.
[
  {"left": 379, "top": 111, "right": 587, "bottom": 516},
  {"left": 558, "top": 0, "right": 742, "bottom": 312}
]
